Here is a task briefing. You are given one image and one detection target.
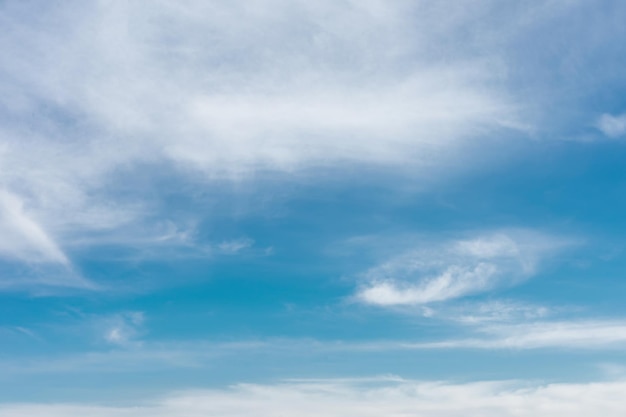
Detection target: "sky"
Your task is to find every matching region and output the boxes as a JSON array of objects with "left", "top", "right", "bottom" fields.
[{"left": 2, "top": 0, "right": 626, "bottom": 415}]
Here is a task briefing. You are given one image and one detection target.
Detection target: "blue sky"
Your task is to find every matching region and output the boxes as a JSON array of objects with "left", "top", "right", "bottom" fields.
[{"left": 2, "top": 0, "right": 626, "bottom": 415}]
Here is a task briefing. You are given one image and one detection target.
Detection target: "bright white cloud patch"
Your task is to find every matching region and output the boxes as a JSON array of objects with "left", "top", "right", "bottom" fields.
[
  {"left": 356, "top": 230, "right": 573, "bottom": 306},
  {"left": 2, "top": 378, "right": 626, "bottom": 417},
  {"left": 358, "top": 263, "right": 499, "bottom": 305},
  {"left": 0, "top": 0, "right": 520, "bottom": 179}
]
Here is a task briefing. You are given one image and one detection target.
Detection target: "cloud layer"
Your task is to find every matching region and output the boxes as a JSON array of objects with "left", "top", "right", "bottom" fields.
[
  {"left": 3, "top": 0, "right": 618, "bottom": 285},
  {"left": 3, "top": 378, "right": 626, "bottom": 417},
  {"left": 0, "top": 0, "right": 530, "bottom": 285}
]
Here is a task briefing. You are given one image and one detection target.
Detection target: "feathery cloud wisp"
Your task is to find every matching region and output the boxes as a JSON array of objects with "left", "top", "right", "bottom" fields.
[
  {"left": 0, "top": 190, "right": 68, "bottom": 265},
  {"left": 355, "top": 230, "right": 573, "bottom": 306},
  {"left": 597, "top": 112, "right": 626, "bottom": 138}
]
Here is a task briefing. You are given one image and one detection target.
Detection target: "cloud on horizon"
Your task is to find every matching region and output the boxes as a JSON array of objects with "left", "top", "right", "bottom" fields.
[{"left": 2, "top": 377, "right": 626, "bottom": 417}]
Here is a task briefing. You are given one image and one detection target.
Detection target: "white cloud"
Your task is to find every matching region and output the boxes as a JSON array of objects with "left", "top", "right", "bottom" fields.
[
  {"left": 441, "top": 320, "right": 626, "bottom": 350},
  {"left": 0, "top": 190, "right": 95, "bottom": 291},
  {"left": 1, "top": 0, "right": 519, "bottom": 177},
  {"left": 0, "top": 0, "right": 527, "bottom": 278},
  {"left": 355, "top": 230, "right": 573, "bottom": 306},
  {"left": 315, "top": 319, "right": 626, "bottom": 351},
  {"left": 101, "top": 312, "right": 145, "bottom": 347},
  {"left": 0, "top": 190, "right": 68, "bottom": 265},
  {"left": 358, "top": 263, "right": 499, "bottom": 305},
  {"left": 409, "top": 299, "right": 553, "bottom": 324},
  {"left": 218, "top": 238, "right": 254, "bottom": 255},
  {"left": 449, "top": 300, "right": 551, "bottom": 324},
  {"left": 597, "top": 112, "right": 626, "bottom": 138},
  {"left": 0, "top": 0, "right": 615, "bottom": 287},
  {"left": 2, "top": 377, "right": 626, "bottom": 417}
]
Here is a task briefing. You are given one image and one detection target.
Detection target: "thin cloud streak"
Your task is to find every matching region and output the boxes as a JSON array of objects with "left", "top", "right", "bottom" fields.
[
  {"left": 0, "top": 190, "right": 68, "bottom": 265},
  {"left": 0, "top": 189, "right": 95, "bottom": 291},
  {"left": 429, "top": 320, "right": 626, "bottom": 350}
]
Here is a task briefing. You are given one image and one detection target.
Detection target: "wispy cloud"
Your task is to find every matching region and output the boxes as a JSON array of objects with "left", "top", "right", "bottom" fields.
[
  {"left": 0, "top": 0, "right": 619, "bottom": 289},
  {"left": 0, "top": 0, "right": 529, "bottom": 283},
  {"left": 597, "top": 112, "right": 626, "bottom": 138},
  {"left": 415, "top": 299, "right": 553, "bottom": 324},
  {"left": 0, "top": 190, "right": 68, "bottom": 265},
  {"left": 0, "top": 189, "right": 95, "bottom": 291},
  {"left": 424, "top": 319, "right": 626, "bottom": 350},
  {"left": 0, "top": 188, "right": 95, "bottom": 291},
  {"left": 355, "top": 229, "right": 574, "bottom": 307},
  {"left": 218, "top": 238, "right": 254, "bottom": 255},
  {"left": 101, "top": 312, "right": 145, "bottom": 348},
  {"left": 7, "top": 315, "right": 626, "bottom": 378},
  {"left": 2, "top": 0, "right": 615, "bottom": 288},
  {"left": 2, "top": 377, "right": 626, "bottom": 417}
]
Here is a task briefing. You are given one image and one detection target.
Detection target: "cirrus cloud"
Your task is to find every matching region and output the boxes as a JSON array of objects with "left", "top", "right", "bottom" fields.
[{"left": 355, "top": 229, "right": 575, "bottom": 307}]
